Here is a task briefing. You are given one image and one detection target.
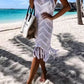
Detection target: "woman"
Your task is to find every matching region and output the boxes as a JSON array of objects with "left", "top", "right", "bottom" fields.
[{"left": 27, "top": 0, "right": 71, "bottom": 84}]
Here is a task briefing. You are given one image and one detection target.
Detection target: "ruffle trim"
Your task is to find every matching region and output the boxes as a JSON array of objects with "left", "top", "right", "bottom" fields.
[
  {"left": 33, "top": 46, "right": 59, "bottom": 62},
  {"left": 33, "top": 47, "right": 50, "bottom": 62}
]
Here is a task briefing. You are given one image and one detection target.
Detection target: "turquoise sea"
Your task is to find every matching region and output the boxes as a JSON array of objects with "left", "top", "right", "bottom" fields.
[{"left": 0, "top": 9, "right": 77, "bottom": 23}]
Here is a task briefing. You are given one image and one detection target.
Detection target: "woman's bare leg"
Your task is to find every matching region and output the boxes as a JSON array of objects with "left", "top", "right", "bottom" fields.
[
  {"left": 27, "top": 57, "right": 40, "bottom": 84},
  {"left": 39, "top": 59, "right": 47, "bottom": 82},
  {"left": 27, "top": 47, "right": 47, "bottom": 83}
]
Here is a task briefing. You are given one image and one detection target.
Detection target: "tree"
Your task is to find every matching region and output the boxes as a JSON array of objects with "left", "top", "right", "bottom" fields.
[
  {"left": 76, "top": 0, "right": 83, "bottom": 25},
  {"left": 81, "top": 0, "right": 84, "bottom": 17}
]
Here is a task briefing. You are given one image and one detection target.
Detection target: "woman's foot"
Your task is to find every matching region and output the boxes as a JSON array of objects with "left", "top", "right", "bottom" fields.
[{"left": 40, "top": 69, "right": 47, "bottom": 82}]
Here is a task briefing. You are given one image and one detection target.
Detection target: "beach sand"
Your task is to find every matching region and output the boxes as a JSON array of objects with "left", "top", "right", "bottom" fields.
[{"left": 0, "top": 15, "right": 84, "bottom": 84}]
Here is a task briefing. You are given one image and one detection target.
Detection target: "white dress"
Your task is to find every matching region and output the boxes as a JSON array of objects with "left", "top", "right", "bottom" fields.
[{"left": 33, "top": 0, "right": 57, "bottom": 62}]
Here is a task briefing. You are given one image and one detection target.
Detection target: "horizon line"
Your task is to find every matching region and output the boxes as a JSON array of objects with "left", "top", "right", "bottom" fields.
[
  {"left": 0, "top": 1, "right": 76, "bottom": 9},
  {"left": 0, "top": 8, "right": 27, "bottom": 9}
]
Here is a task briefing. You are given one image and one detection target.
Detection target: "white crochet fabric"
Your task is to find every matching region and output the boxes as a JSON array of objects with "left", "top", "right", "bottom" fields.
[{"left": 33, "top": 0, "right": 57, "bottom": 62}]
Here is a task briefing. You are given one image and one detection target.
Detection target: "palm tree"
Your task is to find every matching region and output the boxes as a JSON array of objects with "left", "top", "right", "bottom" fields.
[
  {"left": 81, "top": 0, "right": 84, "bottom": 17},
  {"left": 76, "top": 0, "right": 83, "bottom": 25}
]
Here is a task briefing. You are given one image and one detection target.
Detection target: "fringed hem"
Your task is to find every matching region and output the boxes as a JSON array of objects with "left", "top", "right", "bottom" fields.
[
  {"left": 33, "top": 47, "right": 50, "bottom": 62},
  {"left": 33, "top": 46, "right": 59, "bottom": 62}
]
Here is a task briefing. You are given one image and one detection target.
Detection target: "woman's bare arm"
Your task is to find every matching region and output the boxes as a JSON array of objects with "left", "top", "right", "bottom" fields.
[
  {"left": 54, "top": 0, "right": 57, "bottom": 4},
  {"left": 53, "top": 0, "right": 71, "bottom": 19},
  {"left": 29, "top": 0, "right": 34, "bottom": 8}
]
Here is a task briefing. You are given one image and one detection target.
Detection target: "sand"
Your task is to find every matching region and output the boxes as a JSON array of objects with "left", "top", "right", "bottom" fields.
[{"left": 0, "top": 14, "right": 84, "bottom": 84}]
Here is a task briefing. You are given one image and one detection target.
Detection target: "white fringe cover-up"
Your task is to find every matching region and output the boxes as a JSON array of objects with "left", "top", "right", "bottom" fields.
[{"left": 33, "top": 0, "right": 58, "bottom": 62}]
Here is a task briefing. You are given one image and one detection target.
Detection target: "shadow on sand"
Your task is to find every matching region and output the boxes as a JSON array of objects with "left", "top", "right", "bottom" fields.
[
  {"left": 0, "top": 49, "right": 32, "bottom": 84},
  {"left": 9, "top": 35, "right": 35, "bottom": 53},
  {"left": 46, "top": 33, "right": 84, "bottom": 84},
  {"left": 0, "top": 34, "right": 84, "bottom": 84}
]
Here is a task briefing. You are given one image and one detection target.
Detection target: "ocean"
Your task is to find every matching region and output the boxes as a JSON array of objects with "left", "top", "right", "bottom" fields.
[{"left": 0, "top": 9, "right": 77, "bottom": 23}]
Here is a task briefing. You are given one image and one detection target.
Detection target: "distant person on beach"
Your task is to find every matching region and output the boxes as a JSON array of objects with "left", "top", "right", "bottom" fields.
[{"left": 27, "top": 0, "right": 71, "bottom": 84}]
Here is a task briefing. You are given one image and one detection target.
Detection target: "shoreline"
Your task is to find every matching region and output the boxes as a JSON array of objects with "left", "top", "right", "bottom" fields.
[
  {"left": 0, "top": 19, "right": 24, "bottom": 24},
  {"left": 0, "top": 14, "right": 77, "bottom": 24},
  {"left": 0, "top": 14, "right": 78, "bottom": 33}
]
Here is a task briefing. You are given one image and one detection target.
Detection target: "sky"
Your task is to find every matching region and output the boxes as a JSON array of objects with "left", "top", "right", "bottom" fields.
[{"left": 0, "top": 0, "right": 76, "bottom": 9}]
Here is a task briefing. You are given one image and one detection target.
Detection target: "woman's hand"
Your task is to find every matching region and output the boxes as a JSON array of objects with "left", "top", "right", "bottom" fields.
[{"left": 41, "top": 12, "right": 54, "bottom": 20}]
